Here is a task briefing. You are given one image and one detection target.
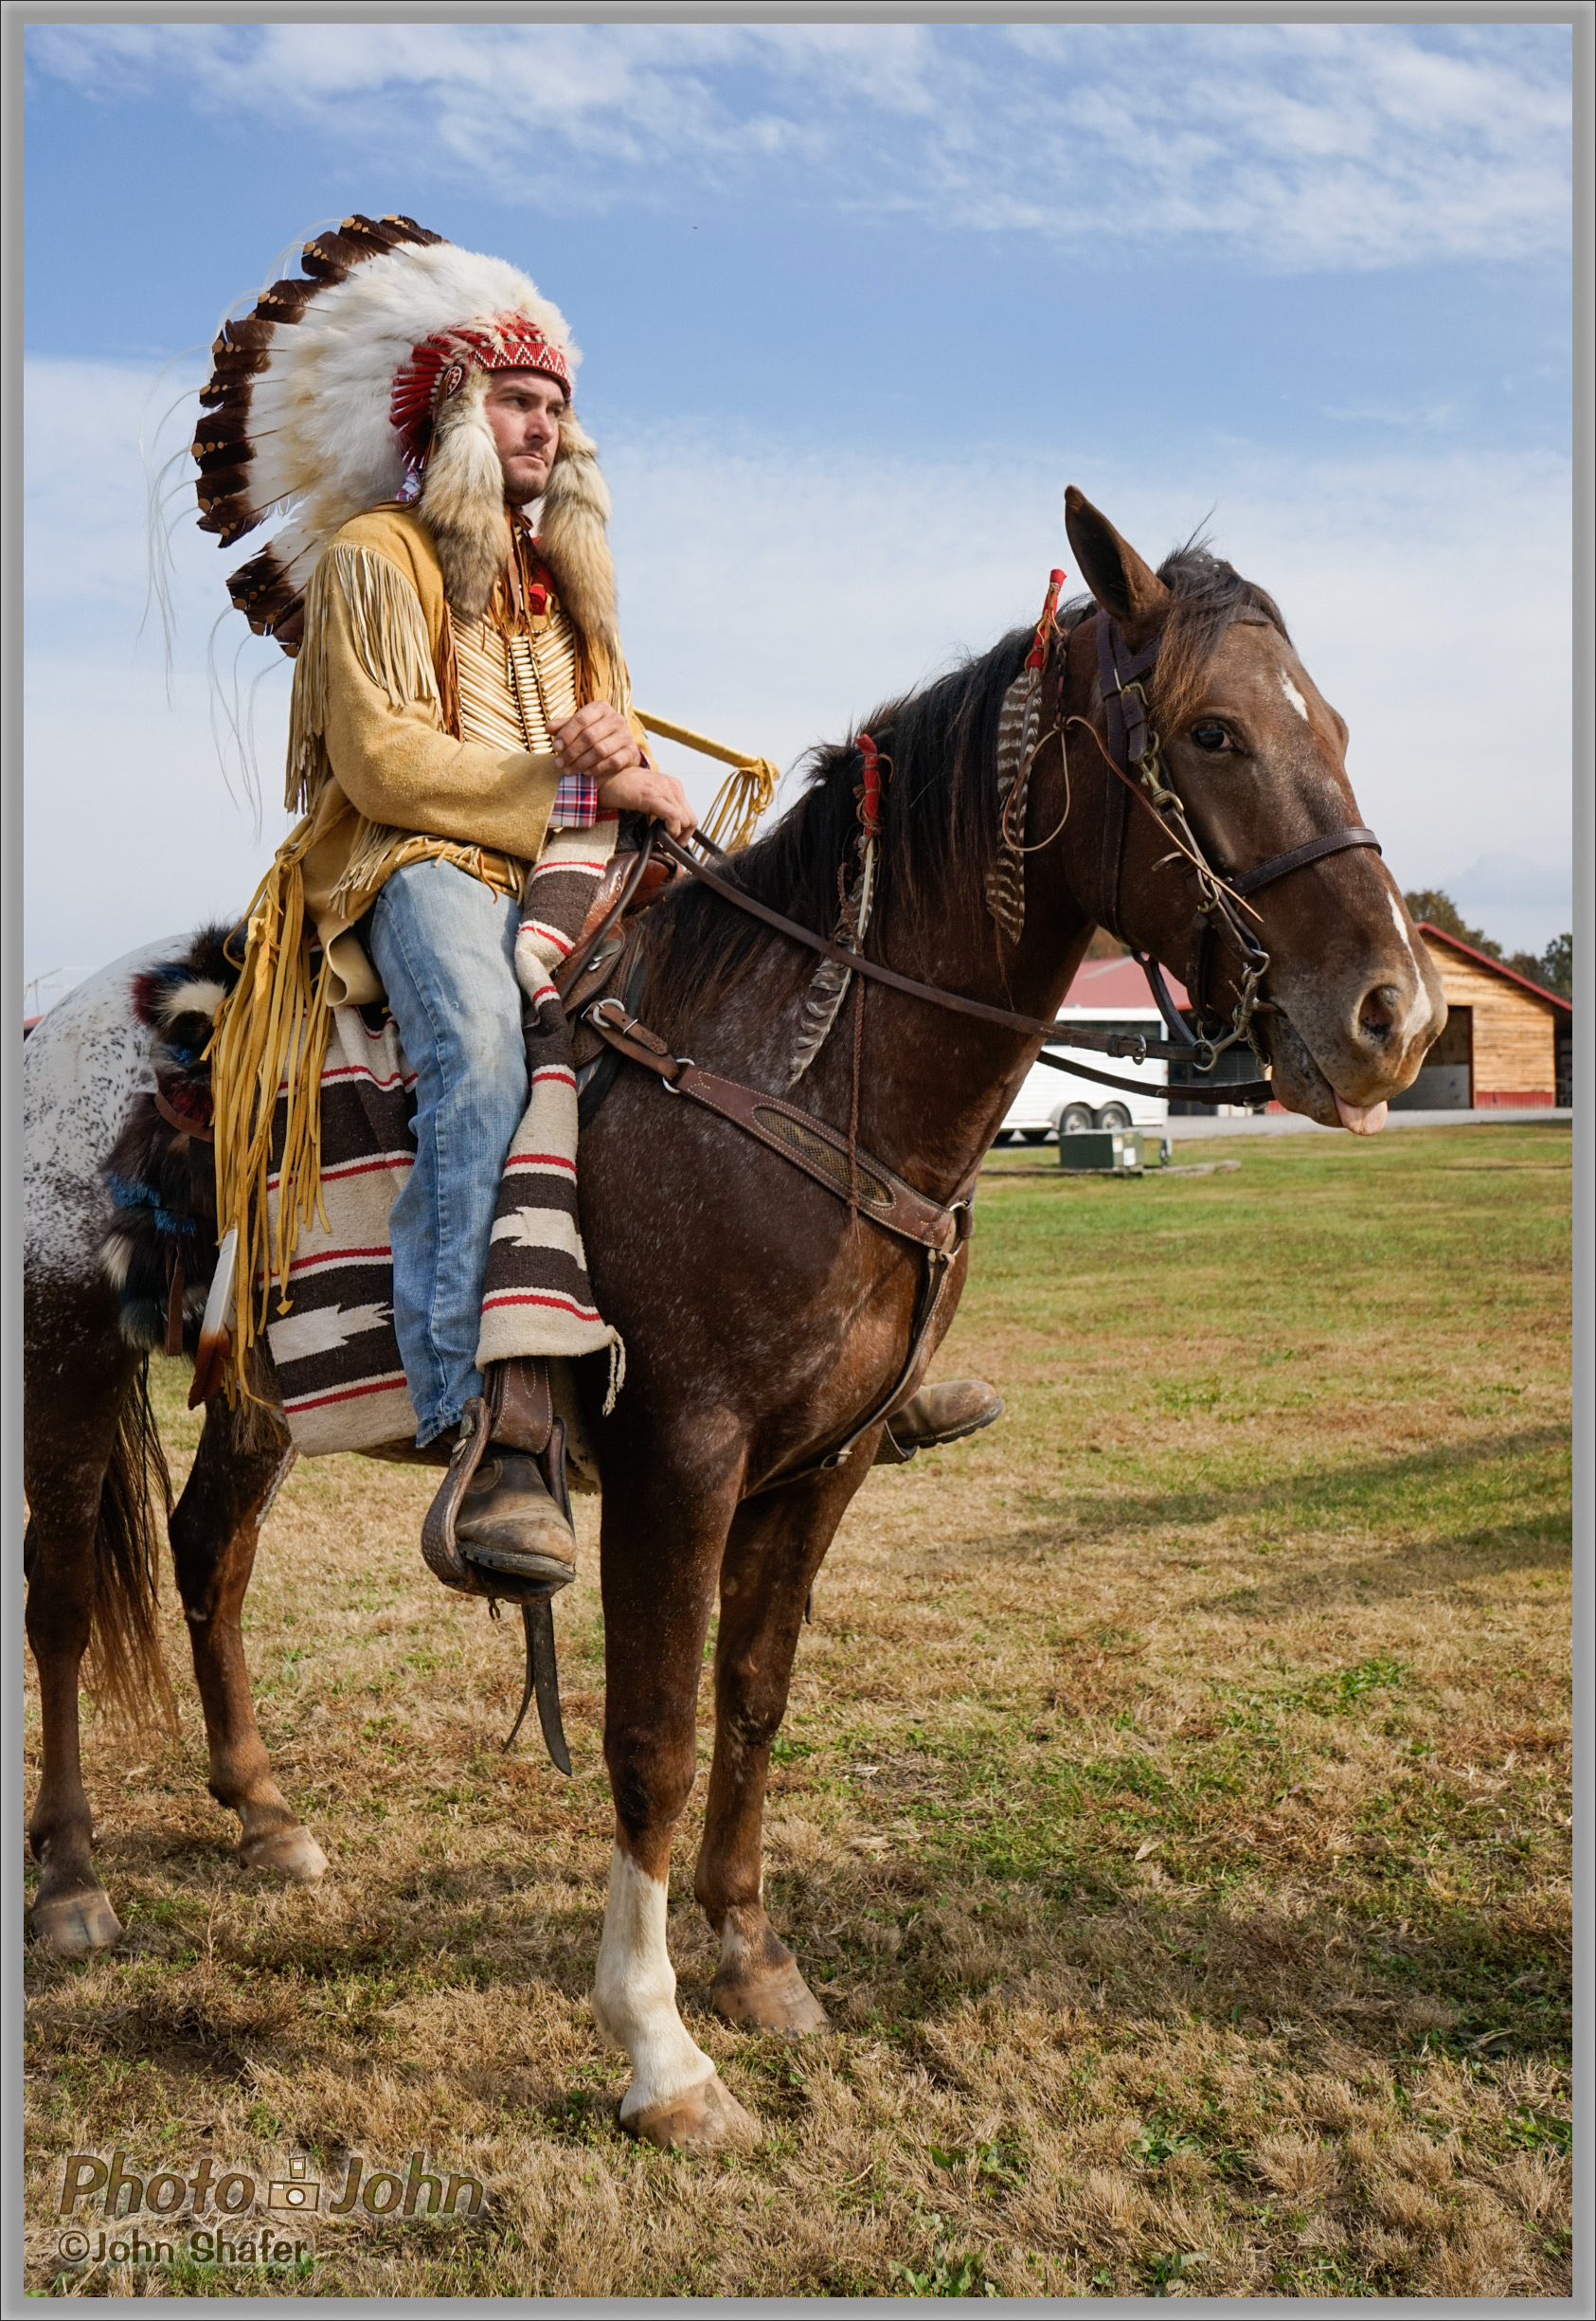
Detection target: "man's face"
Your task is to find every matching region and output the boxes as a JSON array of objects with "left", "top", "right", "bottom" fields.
[{"left": 482, "top": 369, "right": 566, "bottom": 505}]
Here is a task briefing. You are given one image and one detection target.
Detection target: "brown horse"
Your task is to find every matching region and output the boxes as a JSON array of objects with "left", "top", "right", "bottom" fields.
[{"left": 23, "top": 492, "right": 1444, "bottom": 2151}]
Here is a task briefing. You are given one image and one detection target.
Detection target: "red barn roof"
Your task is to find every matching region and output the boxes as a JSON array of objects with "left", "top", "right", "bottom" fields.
[
  {"left": 1062, "top": 933, "right": 1570, "bottom": 1019},
  {"left": 1415, "top": 924, "right": 1570, "bottom": 1014},
  {"left": 1061, "top": 953, "right": 1187, "bottom": 1011}
]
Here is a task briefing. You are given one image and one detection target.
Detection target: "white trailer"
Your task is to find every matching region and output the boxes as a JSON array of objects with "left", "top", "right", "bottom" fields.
[{"left": 995, "top": 1006, "right": 1169, "bottom": 1143}]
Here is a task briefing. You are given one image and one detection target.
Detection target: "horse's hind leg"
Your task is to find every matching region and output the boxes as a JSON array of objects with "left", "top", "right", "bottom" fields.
[
  {"left": 169, "top": 1402, "right": 328, "bottom": 1882},
  {"left": 693, "top": 1477, "right": 851, "bottom": 2035},
  {"left": 25, "top": 1334, "right": 162, "bottom": 1957}
]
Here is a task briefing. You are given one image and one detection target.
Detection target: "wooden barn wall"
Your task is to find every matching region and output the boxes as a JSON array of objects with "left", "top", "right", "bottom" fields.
[{"left": 1420, "top": 942, "right": 1559, "bottom": 1102}]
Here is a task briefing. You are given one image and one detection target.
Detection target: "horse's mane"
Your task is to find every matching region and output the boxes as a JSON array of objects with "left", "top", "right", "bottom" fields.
[{"left": 646, "top": 539, "right": 1288, "bottom": 1031}]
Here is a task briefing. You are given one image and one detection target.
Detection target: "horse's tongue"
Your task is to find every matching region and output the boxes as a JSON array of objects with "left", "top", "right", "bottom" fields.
[{"left": 1335, "top": 1093, "right": 1388, "bottom": 1136}]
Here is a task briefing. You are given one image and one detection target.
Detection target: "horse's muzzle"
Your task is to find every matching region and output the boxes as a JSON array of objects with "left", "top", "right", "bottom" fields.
[{"left": 1257, "top": 981, "right": 1443, "bottom": 1131}]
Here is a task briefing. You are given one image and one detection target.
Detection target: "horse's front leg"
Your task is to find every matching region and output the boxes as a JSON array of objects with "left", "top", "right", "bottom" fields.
[
  {"left": 168, "top": 1402, "right": 327, "bottom": 1882},
  {"left": 695, "top": 1465, "right": 862, "bottom": 2034},
  {"left": 591, "top": 1443, "right": 761, "bottom": 2153}
]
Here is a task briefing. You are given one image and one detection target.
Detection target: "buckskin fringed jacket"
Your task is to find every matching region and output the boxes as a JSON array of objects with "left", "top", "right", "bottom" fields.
[{"left": 286, "top": 501, "right": 642, "bottom": 1010}]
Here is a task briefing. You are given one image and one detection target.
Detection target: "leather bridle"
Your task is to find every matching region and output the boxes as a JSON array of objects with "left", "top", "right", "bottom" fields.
[
  {"left": 635, "top": 605, "right": 1380, "bottom": 1112},
  {"left": 1083, "top": 609, "right": 1381, "bottom": 1081}
]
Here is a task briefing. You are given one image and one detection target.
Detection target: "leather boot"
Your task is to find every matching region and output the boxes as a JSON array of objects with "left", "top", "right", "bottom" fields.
[
  {"left": 875, "top": 1377, "right": 1004, "bottom": 1465},
  {"left": 456, "top": 1452, "right": 577, "bottom": 1589},
  {"left": 421, "top": 1358, "right": 577, "bottom": 1598}
]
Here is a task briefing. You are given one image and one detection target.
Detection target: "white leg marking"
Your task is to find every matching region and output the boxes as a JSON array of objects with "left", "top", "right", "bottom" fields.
[
  {"left": 1279, "top": 666, "right": 1311, "bottom": 721},
  {"left": 592, "top": 1845, "right": 716, "bottom": 2123},
  {"left": 718, "top": 1914, "right": 756, "bottom": 1977}
]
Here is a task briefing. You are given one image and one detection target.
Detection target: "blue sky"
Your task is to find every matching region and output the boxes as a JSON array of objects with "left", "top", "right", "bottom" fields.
[{"left": 23, "top": 19, "right": 1575, "bottom": 1002}]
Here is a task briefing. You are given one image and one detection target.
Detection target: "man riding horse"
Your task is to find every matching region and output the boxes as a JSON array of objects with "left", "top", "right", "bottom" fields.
[{"left": 201, "top": 216, "right": 998, "bottom": 1597}]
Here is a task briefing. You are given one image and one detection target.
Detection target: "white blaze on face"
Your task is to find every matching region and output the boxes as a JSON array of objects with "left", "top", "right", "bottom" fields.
[
  {"left": 1279, "top": 666, "right": 1311, "bottom": 722},
  {"left": 1384, "top": 892, "right": 1433, "bottom": 1043},
  {"left": 591, "top": 1844, "right": 716, "bottom": 2124}
]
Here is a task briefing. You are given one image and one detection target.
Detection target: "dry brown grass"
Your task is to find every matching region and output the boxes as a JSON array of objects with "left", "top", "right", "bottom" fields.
[{"left": 24, "top": 1125, "right": 1572, "bottom": 2296}]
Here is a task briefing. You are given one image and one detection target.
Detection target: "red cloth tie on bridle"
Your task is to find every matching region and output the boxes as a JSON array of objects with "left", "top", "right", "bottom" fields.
[
  {"left": 855, "top": 732, "right": 886, "bottom": 841},
  {"left": 1026, "top": 568, "right": 1067, "bottom": 672}
]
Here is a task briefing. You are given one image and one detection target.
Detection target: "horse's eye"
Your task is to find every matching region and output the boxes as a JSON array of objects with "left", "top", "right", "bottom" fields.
[{"left": 1191, "top": 722, "right": 1231, "bottom": 753}]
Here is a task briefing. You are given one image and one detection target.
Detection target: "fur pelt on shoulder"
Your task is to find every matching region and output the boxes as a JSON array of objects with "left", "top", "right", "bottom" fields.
[
  {"left": 539, "top": 409, "right": 621, "bottom": 695},
  {"left": 420, "top": 386, "right": 622, "bottom": 703},
  {"left": 418, "top": 373, "right": 511, "bottom": 621}
]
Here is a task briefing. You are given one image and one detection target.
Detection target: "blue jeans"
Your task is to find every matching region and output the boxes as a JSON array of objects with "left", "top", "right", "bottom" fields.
[{"left": 368, "top": 858, "right": 527, "bottom": 1447}]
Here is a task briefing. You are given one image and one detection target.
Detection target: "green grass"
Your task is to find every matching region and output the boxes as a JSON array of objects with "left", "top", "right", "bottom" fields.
[{"left": 24, "top": 1124, "right": 1571, "bottom": 2296}]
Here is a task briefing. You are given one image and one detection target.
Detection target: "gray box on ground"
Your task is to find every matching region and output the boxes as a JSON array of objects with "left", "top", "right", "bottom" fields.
[{"left": 1058, "top": 1129, "right": 1144, "bottom": 1173}]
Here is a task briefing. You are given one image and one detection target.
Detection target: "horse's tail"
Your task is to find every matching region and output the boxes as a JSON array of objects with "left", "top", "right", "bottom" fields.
[{"left": 84, "top": 1359, "right": 180, "bottom": 1738}]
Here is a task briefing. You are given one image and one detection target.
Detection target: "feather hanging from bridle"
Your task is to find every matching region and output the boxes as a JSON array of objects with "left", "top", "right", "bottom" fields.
[
  {"left": 984, "top": 567, "right": 1066, "bottom": 945},
  {"left": 786, "top": 732, "right": 887, "bottom": 1089}
]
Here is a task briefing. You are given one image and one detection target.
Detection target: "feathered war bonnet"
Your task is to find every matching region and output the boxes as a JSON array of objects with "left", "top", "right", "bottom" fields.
[{"left": 193, "top": 213, "right": 621, "bottom": 687}]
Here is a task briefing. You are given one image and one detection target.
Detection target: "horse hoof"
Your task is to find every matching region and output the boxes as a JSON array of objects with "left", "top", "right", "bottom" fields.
[
  {"left": 241, "top": 1826, "right": 329, "bottom": 1882},
  {"left": 28, "top": 1886, "right": 123, "bottom": 1957},
  {"left": 710, "top": 1958, "right": 830, "bottom": 2035},
  {"left": 625, "top": 2071, "right": 762, "bottom": 2154}
]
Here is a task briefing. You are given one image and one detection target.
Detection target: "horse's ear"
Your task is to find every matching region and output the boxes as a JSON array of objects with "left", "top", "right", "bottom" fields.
[{"left": 1064, "top": 486, "right": 1170, "bottom": 630}]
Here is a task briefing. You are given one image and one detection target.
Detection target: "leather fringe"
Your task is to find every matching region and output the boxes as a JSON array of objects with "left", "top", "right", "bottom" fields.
[
  {"left": 206, "top": 833, "right": 334, "bottom": 1406},
  {"left": 287, "top": 543, "right": 441, "bottom": 815},
  {"left": 437, "top": 603, "right": 462, "bottom": 739},
  {"left": 329, "top": 829, "right": 513, "bottom": 924},
  {"left": 286, "top": 543, "right": 509, "bottom": 921}
]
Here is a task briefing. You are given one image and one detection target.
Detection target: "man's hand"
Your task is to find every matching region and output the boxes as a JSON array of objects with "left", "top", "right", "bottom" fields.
[
  {"left": 551, "top": 700, "right": 644, "bottom": 782},
  {"left": 591, "top": 761, "right": 697, "bottom": 838},
  {"left": 552, "top": 703, "right": 696, "bottom": 838}
]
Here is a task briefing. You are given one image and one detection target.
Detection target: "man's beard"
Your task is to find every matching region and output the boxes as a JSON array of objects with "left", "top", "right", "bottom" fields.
[{"left": 500, "top": 456, "right": 551, "bottom": 509}]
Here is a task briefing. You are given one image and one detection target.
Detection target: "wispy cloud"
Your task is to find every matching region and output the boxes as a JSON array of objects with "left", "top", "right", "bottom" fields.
[
  {"left": 24, "top": 353, "right": 1572, "bottom": 993},
  {"left": 27, "top": 21, "right": 1570, "bottom": 272}
]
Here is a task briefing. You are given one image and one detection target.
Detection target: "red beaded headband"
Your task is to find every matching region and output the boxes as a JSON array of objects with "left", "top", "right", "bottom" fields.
[{"left": 388, "top": 310, "right": 571, "bottom": 488}]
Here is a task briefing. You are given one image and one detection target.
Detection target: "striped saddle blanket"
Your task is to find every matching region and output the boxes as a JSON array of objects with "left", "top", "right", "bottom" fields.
[{"left": 261, "top": 824, "right": 625, "bottom": 1456}]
